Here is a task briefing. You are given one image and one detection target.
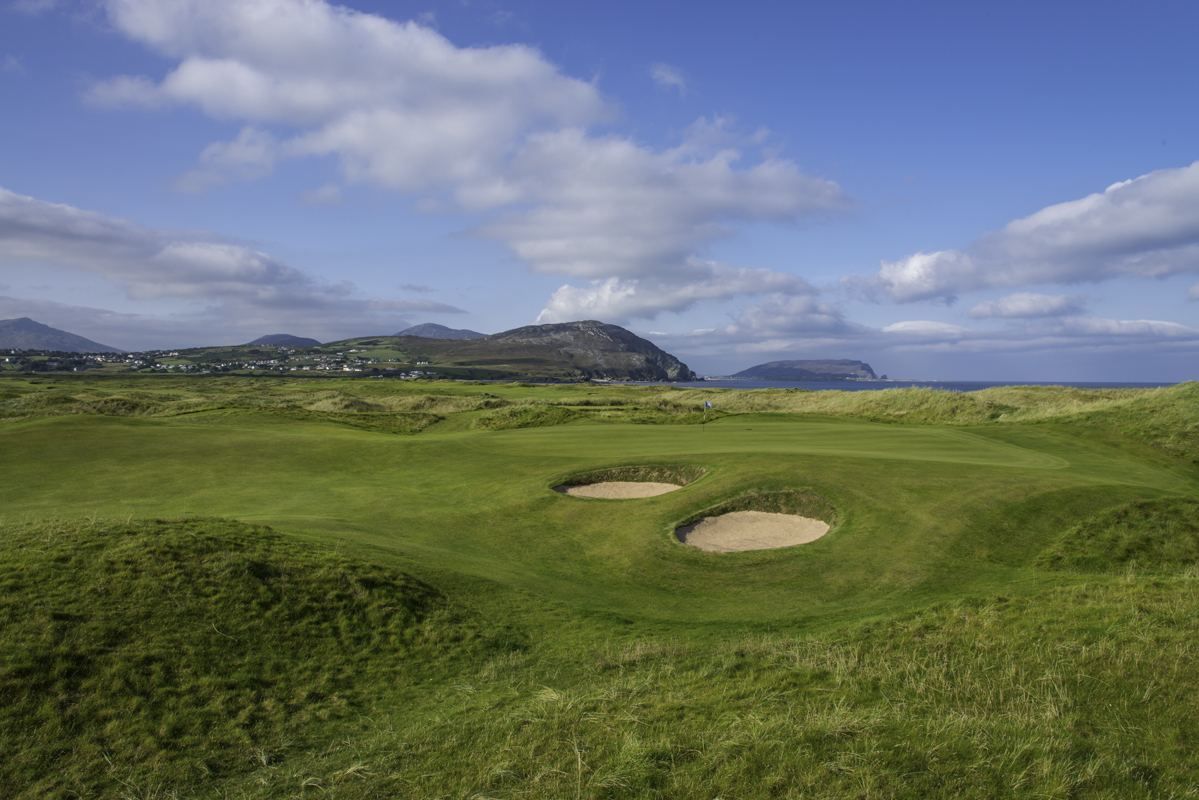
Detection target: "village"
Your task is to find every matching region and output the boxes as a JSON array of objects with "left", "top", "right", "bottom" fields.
[{"left": 1, "top": 346, "right": 436, "bottom": 378}]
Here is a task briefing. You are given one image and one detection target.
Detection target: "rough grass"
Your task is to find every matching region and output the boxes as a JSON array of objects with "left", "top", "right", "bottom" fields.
[
  {"left": 8, "top": 521, "right": 1199, "bottom": 798},
  {"left": 2, "top": 377, "right": 1194, "bottom": 457},
  {"left": 471, "top": 403, "right": 583, "bottom": 430},
  {"left": 0, "top": 517, "right": 495, "bottom": 798},
  {"left": 348, "top": 580, "right": 1199, "bottom": 800},
  {"left": 1035, "top": 497, "right": 1199, "bottom": 574},
  {"left": 663, "top": 382, "right": 1199, "bottom": 460}
]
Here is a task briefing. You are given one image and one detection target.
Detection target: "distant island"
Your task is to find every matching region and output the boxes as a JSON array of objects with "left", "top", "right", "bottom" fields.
[{"left": 733, "top": 359, "right": 878, "bottom": 381}]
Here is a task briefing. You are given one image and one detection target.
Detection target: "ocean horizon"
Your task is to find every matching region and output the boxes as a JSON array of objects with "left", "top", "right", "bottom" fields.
[{"left": 630, "top": 378, "right": 1181, "bottom": 392}]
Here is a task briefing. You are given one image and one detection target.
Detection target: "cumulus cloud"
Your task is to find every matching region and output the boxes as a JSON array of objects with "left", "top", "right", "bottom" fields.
[
  {"left": 537, "top": 260, "right": 815, "bottom": 323},
  {"left": 647, "top": 294, "right": 864, "bottom": 360},
  {"left": 969, "top": 292, "right": 1085, "bottom": 319},
  {"left": 90, "top": 0, "right": 849, "bottom": 322},
  {"left": 484, "top": 124, "right": 848, "bottom": 280},
  {"left": 175, "top": 127, "right": 277, "bottom": 193},
  {"left": 650, "top": 62, "right": 686, "bottom": 95},
  {"left": 873, "top": 161, "right": 1199, "bottom": 303},
  {"left": 91, "top": 0, "right": 613, "bottom": 194},
  {"left": 0, "top": 186, "right": 464, "bottom": 340}
]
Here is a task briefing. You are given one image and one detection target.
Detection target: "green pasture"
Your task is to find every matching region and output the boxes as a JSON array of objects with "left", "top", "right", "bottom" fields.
[{"left": 2, "top": 376, "right": 1198, "bottom": 797}]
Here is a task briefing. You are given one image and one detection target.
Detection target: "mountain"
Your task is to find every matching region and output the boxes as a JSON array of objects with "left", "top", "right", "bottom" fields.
[
  {"left": 246, "top": 334, "right": 321, "bottom": 347},
  {"left": 733, "top": 359, "right": 877, "bottom": 380},
  {"left": 330, "top": 320, "right": 695, "bottom": 381},
  {"left": 482, "top": 320, "right": 695, "bottom": 381},
  {"left": 394, "top": 323, "right": 486, "bottom": 340},
  {"left": 0, "top": 317, "right": 123, "bottom": 353}
]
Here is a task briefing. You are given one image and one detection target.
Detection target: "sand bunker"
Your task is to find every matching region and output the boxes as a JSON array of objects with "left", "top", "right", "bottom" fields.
[
  {"left": 676, "top": 511, "right": 830, "bottom": 552},
  {"left": 554, "top": 481, "right": 681, "bottom": 499}
]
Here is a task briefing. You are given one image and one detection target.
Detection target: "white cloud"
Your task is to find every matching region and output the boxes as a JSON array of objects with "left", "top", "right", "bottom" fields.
[
  {"left": 3, "top": 53, "right": 25, "bottom": 74},
  {"left": 647, "top": 295, "right": 862, "bottom": 360},
  {"left": 0, "top": 186, "right": 465, "bottom": 339},
  {"left": 536, "top": 260, "right": 815, "bottom": 323},
  {"left": 650, "top": 62, "right": 686, "bottom": 95},
  {"left": 1188, "top": 283, "right": 1199, "bottom": 301},
  {"left": 873, "top": 161, "right": 1199, "bottom": 302},
  {"left": 91, "top": 0, "right": 613, "bottom": 194},
  {"left": 969, "top": 292, "right": 1085, "bottom": 319},
  {"left": 90, "top": 0, "right": 849, "bottom": 322},
  {"left": 483, "top": 124, "right": 847, "bottom": 280},
  {"left": 874, "top": 316, "right": 1199, "bottom": 356},
  {"left": 882, "top": 320, "right": 972, "bottom": 338},
  {"left": 175, "top": 126, "right": 277, "bottom": 193}
]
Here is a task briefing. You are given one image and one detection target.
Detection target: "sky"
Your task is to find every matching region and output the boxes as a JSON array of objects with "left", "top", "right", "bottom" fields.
[{"left": 1, "top": 0, "right": 1198, "bottom": 380}]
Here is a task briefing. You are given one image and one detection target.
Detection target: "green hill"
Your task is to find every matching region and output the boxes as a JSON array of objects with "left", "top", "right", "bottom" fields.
[{"left": 0, "top": 317, "right": 122, "bottom": 353}]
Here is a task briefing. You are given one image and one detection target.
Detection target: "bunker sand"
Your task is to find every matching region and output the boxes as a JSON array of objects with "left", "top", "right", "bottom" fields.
[
  {"left": 677, "top": 511, "right": 830, "bottom": 552},
  {"left": 555, "top": 481, "right": 681, "bottom": 498}
]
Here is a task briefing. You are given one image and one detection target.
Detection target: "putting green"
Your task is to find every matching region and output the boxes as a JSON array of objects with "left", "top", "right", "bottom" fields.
[{"left": 465, "top": 415, "right": 1070, "bottom": 469}]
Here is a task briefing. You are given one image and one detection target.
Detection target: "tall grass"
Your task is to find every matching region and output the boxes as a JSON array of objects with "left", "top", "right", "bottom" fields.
[
  {"left": 14, "top": 527, "right": 1193, "bottom": 798},
  {"left": 0, "top": 517, "right": 496, "bottom": 798}
]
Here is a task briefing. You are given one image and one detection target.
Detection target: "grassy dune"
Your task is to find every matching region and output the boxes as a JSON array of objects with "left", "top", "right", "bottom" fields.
[{"left": 1, "top": 376, "right": 1197, "bottom": 797}]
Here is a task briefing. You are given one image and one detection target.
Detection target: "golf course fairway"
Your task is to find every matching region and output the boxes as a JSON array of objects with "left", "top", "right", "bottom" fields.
[{"left": 1, "top": 376, "right": 1197, "bottom": 798}]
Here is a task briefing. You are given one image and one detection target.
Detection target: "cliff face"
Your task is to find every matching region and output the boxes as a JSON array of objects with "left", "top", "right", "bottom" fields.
[
  {"left": 733, "top": 359, "right": 877, "bottom": 380},
  {"left": 486, "top": 321, "right": 696, "bottom": 381}
]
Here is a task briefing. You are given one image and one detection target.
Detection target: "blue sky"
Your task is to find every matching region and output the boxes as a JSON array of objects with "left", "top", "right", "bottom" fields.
[{"left": 2, "top": 0, "right": 1198, "bottom": 380}]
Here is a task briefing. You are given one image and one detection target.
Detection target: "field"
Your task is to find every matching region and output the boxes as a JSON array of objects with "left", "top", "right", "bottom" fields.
[{"left": 1, "top": 375, "right": 1198, "bottom": 798}]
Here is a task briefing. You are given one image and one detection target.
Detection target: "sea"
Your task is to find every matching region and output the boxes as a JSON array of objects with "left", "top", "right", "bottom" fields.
[{"left": 623, "top": 379, "right": 1178, "bottom": 393}]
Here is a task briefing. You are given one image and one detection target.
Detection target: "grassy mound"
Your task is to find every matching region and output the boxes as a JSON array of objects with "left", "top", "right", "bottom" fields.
[
  {"left": 0, "top": 517, "right": 481, "bottom": 798},
  {"left": 1035, "top": 497, "right": 1199, "bottom": 574},
  {"left": 471, "top": 403, "right": 582, "bottom": 430}
]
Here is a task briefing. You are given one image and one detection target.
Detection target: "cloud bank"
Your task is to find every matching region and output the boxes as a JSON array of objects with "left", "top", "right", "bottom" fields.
[
  {"left": 969, "top": 292, "right": 1086, "bottom": 319},
  {"left": 874, "top": 161, "right": 1199, "bottom": 302},
  {"left": 91, "top": 0, "right": 850, "bottom": 322},
  {"left": 0, "top": 186, "right": 461, "bottom": 343}
]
